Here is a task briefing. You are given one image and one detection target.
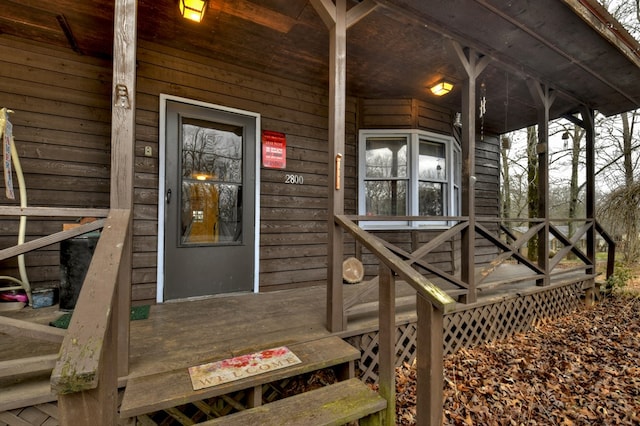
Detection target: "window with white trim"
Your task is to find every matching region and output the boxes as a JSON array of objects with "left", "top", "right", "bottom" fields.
[{"left": 358, "top": 129, "right": 461, "bottom": 228}]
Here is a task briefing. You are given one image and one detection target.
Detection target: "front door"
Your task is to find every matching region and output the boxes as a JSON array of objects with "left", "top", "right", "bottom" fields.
[{"left": 163, "top": 98, "right": 257, "bottom": 300}]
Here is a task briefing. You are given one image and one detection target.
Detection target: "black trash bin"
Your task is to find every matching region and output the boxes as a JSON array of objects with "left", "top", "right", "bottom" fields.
[{"left": 59, "top": 231, "right": 100, "bottom": 311}]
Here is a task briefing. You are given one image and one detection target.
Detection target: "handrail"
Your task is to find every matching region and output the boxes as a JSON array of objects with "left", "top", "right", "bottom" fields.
[
  {"left": 0, "top": 220, "right": 105, "bottom": 262},
  {"left": 0, "top": 206, "right": 110, "bottom": 218},
  {"left": 345, "top": 214, "right": 468, "bottom": 222},
  {"left": 335, "top": 214, "right": 452, "bottom": 424},
  {"left": 51, "top": 209, "right": 130, "bottom": 395},
  {"left": 335, "top": 214, "right": 456, "bottom": 313}
]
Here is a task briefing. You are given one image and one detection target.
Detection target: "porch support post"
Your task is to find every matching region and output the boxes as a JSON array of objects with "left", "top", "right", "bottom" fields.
[
  {"left": 582, "top": 107, "right": 596, "bottom": 274},
  {"left": 111, "top": 0, "right": 137, "bottom": 375},
  {"left": 583, "top": 107, "right": 597, "bottom": 304},
  {"left": 311, "top": 0, "right": 347, "bottom": 332},
  {"left": 311, "top": 0, "right": 377, "bottom": 333},
  {"left": 562, "top": 107, "right": 597, "bottom": 302},
  {"left": 378, "top": 263, "right": 396, "bottom": 426},
  {"left": 527, "top": 81, "right": 555, "bottom": 286},
  {"left": 447, "top": 41, "right": 489, "bottom": 304}
]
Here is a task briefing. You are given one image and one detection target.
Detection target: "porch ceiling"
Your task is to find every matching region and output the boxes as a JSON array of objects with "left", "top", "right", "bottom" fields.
[{"left": 3, "top": 0, "right": 640, "bottom": 133}]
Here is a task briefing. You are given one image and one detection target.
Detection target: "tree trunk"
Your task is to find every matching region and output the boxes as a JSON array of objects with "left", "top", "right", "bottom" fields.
[
  {"left": 620, "top": 111, "right": 639, "bottom": 261},
  {"left": 622, "top": 112, "right": 634, "bottom": 187},
  {"left": 527, "top": 126, "right": 538, "bottom": 261},
  {"left": 568, "top": 125, "right": 584, "bottom": 259},
  {"left": 501, "top": 137, "right": 511, "bottom": 219}
]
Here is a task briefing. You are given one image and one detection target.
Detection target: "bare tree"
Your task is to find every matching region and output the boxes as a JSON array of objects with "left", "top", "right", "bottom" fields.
[
  {"left": 500, "top": 136, "right": 511, "bottom": 219},
  {"left": 593, "top": 0, "right": 640, "bottom": 261}
]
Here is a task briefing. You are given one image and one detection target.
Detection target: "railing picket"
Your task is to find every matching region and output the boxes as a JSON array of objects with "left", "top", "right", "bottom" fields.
[{"left": 416, "top": 293, "right": 444, "bottom": 426}]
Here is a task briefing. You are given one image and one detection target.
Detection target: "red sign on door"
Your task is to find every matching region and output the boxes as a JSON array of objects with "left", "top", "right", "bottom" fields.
[{"left": 262, "top": 130, "right": 286, "bottom": 169}]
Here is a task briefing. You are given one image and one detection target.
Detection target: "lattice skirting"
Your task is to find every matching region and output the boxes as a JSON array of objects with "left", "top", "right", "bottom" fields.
[
  {"left": 347, "top": 281, "right": 586, "bottom": 384},
  {"left": 0, "top": 404, "right": 59, "bottom": 426}
]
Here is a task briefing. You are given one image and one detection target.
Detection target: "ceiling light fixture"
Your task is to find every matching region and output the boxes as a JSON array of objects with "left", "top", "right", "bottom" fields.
[
  {"left": 180, "top": 0, "right": 208, "bottom": 23},
  {"left": 430, "top": 80, "right": 453, "bottom": 96}
]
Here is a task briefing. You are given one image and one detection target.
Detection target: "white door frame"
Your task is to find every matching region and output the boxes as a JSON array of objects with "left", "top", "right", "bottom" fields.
[{"left": 157, "top": 94, "right": 261, "bottom": 302}]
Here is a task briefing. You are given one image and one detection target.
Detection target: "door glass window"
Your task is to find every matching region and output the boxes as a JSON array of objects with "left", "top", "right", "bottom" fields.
[{"left": 180, "top": 118, "right": 243, "bottom": 245}]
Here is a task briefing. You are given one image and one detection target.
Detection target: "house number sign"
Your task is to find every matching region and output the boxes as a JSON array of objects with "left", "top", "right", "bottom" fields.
[{"left": 285, "top": 174, "right": 304, "bottom": 184}]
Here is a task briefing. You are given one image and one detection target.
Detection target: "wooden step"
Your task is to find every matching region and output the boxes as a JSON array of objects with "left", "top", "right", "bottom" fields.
[
  {"left": 200, "top": 378, "right": 386, "bottom": 426},
  {"left": 0, "top": 372, "right": 56, "bottom": 412},
  {"left": 0, "top": 354, "right": 58, "bottom": 379},
  {"left": 119, "top": 336, "right": 359, "bottom": 419}
]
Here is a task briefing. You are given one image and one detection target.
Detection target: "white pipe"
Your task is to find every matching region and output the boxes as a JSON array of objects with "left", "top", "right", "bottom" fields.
[{"left": 10, "top": 134, "right": 31, "bottom": 305}]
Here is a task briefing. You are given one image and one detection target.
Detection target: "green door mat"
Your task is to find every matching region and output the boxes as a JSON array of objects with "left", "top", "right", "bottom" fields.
[{"left": 50, "top": 305, "right": 150, "bottom": 329}]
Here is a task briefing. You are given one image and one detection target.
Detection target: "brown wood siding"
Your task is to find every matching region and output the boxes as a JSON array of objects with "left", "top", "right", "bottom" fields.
[
  {"left": 475, "top": 134, "right": 501, "bottom": 264},
  {"left": 359, "top": 98, "right": 453, "bottom": 134},
  {"left": 0, "top": 36, "right": 111, "bottom": 293},
  {"left": 134, "top": 40, "right": 356, "bottom": 300},
  {"left": 0, "top": 36, "right": 503, "bottom": 303}
]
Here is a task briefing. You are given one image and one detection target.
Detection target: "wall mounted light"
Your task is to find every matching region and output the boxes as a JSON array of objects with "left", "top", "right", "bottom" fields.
[
  {"left": 180, "top": 0, "right": 208, "bottom": 23},
  {"left": 430, "top": 80, "right": 453, "bottom": 96}
]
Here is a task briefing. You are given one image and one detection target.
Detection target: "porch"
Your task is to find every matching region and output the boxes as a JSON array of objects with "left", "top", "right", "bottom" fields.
[
  {"left": 1, "top": 260, "right": 597, "bottom": 424},
  {"left": 0, "top": 0, "right": 637, "bottom": 424}
]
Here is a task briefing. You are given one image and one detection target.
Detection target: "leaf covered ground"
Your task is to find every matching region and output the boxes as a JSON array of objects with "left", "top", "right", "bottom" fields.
[{"left": 394, "top": 294, "right": 640, "bottom": 425}]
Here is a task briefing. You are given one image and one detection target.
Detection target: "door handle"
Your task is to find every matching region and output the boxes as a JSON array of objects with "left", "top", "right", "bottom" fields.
[{"left": 166, "top": 188, "right": 172, "bottom": 204}]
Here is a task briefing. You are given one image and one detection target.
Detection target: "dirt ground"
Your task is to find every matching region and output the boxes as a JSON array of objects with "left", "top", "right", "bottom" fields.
[{"left": 392, "top": 269, "right": 640, "bottom": 425}]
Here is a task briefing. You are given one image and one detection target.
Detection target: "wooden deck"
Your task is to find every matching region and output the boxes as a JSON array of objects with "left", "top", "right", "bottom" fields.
[
  {"left": 0, "top": 263, "right": 594, "bottom": 421},
  {"left": 2, "top": 263, "right": 594, "bottom": 374}
]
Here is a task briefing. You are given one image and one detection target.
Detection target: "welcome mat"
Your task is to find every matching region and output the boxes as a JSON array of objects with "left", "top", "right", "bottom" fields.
[
  {"left": 49, "top": 305, "right": 150, "bottom": 329},
  {"left": 188, "top": 346, "right": 302, "bottom": 390}
]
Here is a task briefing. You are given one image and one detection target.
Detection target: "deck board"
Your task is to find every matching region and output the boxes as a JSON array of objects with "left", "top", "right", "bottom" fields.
[{"left": 127, "top": 287, "right": 332, "bottom": 378}]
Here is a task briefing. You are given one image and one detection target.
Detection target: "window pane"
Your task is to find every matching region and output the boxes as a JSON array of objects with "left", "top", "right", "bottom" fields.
[
  {"left": 182, "top": 120, "right": 243, "bottom": 183},
  {"left": 454, "top": 187, "right": 459, "bottom": 216},
  {"left": 365, "top": 137, "right": 407, "bottom": 178},
  {"left": 181, "top": 182, "right": 242, "bottom": 244},
  {"left": 365, "top": 180, "right": 407, "bottom": 216},
  {"left": 419, "top": 182, "right": 444, "bottom": 216},
  {"left": 419, "top": 141, "right": 446, "bottom": 180}
]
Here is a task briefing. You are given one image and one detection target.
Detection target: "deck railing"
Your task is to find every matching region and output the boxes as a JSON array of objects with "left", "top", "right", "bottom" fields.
[
  {"left": 50, "top": 209, "right": 131, "bottom": 425},
  {"left": 337, "top": 214, "right": 616, "bottom": 424},
  {"left": 495, "top": 217, "right": 616, "bottom": 281},
  {"left": 344, "top": 215, "right": 616, "bottom": 304},
  {"left": 335, "top": 214, "right": 456, "bottom": 426}
]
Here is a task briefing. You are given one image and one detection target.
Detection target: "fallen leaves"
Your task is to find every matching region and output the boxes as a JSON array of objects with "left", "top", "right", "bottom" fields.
[{"left": 393, "top": 294, "right": 640, "bottom": 425}]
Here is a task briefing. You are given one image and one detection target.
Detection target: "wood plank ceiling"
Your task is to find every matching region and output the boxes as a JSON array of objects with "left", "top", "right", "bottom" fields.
[{"left": 2, "top": 0, "right": 640, "bottom": 133}]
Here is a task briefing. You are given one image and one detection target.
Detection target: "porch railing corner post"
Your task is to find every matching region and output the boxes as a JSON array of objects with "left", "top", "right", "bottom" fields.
[
  {"left": 117, "top": 216, "right": 132, "bottom": 377},
  {"left": 416, "top": 293, "right": 444, "bottom": 426},
  {"left": 327, "top": 219, "right": 345, "bottom": 332}
]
